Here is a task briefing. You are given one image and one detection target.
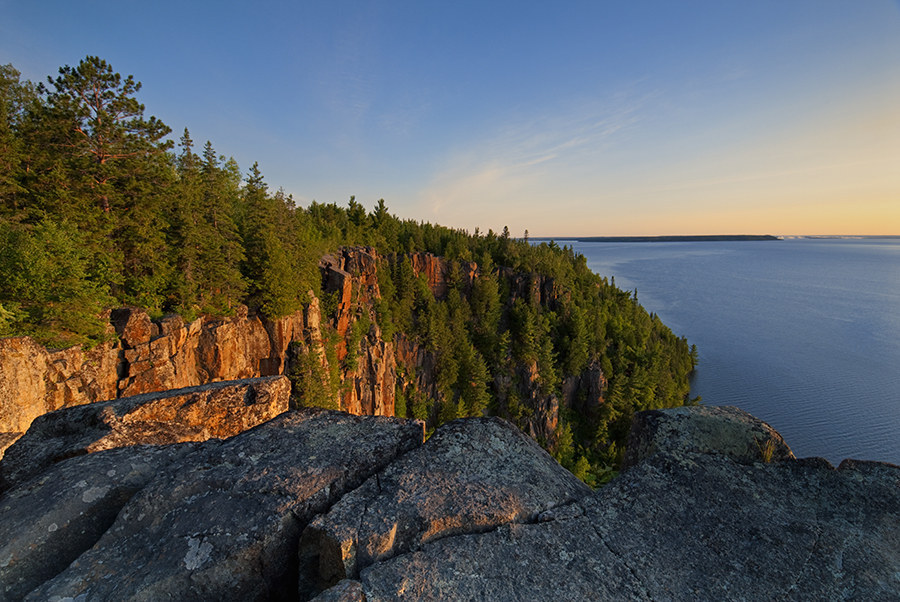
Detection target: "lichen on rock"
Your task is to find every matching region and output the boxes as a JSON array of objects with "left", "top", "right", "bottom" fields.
[
  {"left": 298, "top": 417, "right": 590, "bottom": 597},
  {"left": 0, "top": 376, "right": 291, "bottom": 493}
]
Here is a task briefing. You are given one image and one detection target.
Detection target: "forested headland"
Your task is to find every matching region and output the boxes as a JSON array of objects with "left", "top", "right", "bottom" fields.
[{"left": 0, "top": 57, "right": 696, "bottom": 485}]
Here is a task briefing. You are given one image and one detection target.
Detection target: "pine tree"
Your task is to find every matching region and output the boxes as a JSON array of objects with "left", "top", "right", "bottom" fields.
[
  {"left": 458, "top": 343, "right": 491, "bottom": 417},
  {"left": 240, "top": 162, "right": 297, "bottom": 317},
  {"left": 0, "top": 64, "right": 33, "bottom": 215},
  {"left": 0, "top": 219, "right": 112, "bottom": 348},
  {"left": 197, "top": 142, "right": 246, "bottom": 312},
  {"left": 370, "top": 198, "right": 398, "bottom": 248},
  {"left": 510, "top": 299, "right": 539, "bottom": 363},
  {"left": 40, "top": 56, "right": 172, "bottom": 213},
  {"left": 34, "top": 56, "right": 174, "bottom": 308},
  {"left": 166, "top": 128, "right": 204, "bottom": 313},
  {"left": 470, "top": 252, "right": 502, "bottom": 360}
]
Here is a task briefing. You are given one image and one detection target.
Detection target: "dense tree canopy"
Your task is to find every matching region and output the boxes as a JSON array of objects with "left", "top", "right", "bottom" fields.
[{"left": 0, "top": 57, "right": 696, "bottom": 485}]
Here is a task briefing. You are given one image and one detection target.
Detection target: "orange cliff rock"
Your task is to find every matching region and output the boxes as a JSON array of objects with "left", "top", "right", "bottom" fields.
[
  {"left": 0, "top": 246, "right": 601, "bottom": 461},
  {"left": 0, "top": 248, "right": 402, "bottom": 453},
  {"left": 0, "top": 305, "right": 324, "bottom": 456}
]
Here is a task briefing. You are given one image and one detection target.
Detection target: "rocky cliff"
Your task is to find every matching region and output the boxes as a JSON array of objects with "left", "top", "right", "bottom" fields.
[
  {"left": 0, "top": 390, "right": 897, "bottom": 601},
  {"left": 0, "top": 248, "right": 393, "bottom": 455},
  {"left": 0, "top": 306, "right": 310, "bottom": 453},
  {"left": 1, "top": 247, "right": 597, "bottom": 459},
  {"left": 309, "top": 247, "right": 601, "bottom": 447}
]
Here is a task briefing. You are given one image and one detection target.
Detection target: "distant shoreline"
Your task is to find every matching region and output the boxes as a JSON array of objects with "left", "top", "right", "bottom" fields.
[{"left": 534, "top": 235, "right": 781, "bottom": 243}]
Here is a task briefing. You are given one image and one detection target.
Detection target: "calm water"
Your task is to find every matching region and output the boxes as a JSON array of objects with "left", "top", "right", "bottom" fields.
[{"left": 570, "top": 238, "right": 900, "bottom": 465}]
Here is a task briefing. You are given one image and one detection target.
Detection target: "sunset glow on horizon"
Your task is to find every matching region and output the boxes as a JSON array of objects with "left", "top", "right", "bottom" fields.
[{"left": 3, "top": 1, "right": 898, "bottom": 237}]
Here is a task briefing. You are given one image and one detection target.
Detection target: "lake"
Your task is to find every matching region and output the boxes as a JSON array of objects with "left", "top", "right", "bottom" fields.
[{"left": 568, "top": 238, "right": 900, "bottom": 465}]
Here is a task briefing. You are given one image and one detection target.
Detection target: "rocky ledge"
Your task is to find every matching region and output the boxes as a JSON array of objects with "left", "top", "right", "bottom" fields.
[{"left": 0, "top": 388, "right": 897, "bottom": 601}]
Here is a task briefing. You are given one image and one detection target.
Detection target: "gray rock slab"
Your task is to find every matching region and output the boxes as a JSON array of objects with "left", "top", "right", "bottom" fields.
[
  {"left": 24, "top": 409, "right": 424, "bottom": 602},
  {"left": 359, "top": 512, "right": 650, "bottom": 601},
  {"left": 0, "top": 444, "right": 196, "bottom": 601},
  {"left": 586, "top": 451, "right": 900, "bottom": 599},
  {"left": 299, "top": 417, "right": 590, "bottom": 596},
  {"left": 0, "top": 376, "right": 290, "bottom": 492},
  {"left": 623, "top": 404, "right": 794, "bottom": 468},
  {"left": 358, "top": 408, "right": 900, "bottom": 601}
]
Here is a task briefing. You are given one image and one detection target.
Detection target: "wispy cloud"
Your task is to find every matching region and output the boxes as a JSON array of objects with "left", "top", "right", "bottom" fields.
[{"left": 418, "top": 96, "right": 646, "bottom": 224}]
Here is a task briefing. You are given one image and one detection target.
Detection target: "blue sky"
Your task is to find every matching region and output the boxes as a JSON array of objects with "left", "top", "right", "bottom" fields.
[{"left": 2, "top": 1, "right": 898, "bottom": 235}]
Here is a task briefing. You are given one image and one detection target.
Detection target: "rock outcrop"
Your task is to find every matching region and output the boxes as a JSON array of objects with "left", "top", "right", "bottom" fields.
[
  {"left": 0, "top": 247, "right": 423, "bottom": 453},
  {"left": 352, "top": 406, "right": 900, "bottom": 601},
  {"left": 0, "top": 249, "right": 388, "bottom": 452},
  {"left": 23, "top": 410, "right": 424, "bottom": 602},
  {"left": 1, "top": 398, "right": 898, "bottom": 601},
  {"left": 0, "top": 376, "right": 290, "bottom": 493},
  {"left": 1, "top": 402, "right": 423, "bottom": 601},
  {"left": 622, "top": 404, "right": 795, "bottom": 467},
  {"left": 113, "top": 305, "right": 304, "bottom": 397},
  {"left": 297, "top": 417, "right": 589, "bottom": 596},
  {"left": 0, "top": 433, "right": 21, "bottom": 462},
  {"left": 0, "top": 247, "right": 613, "bottom": 466},
  {"left": 0, "top": 334, "right": 120, "bottom": 440},
  {"left": 0, "top": 307, "right": 311, "bottom": 443},
  {"left": 359, "top": 453, "right": 900, "bottom": 600},
  {"left": 0, "top": 443, "right": 199, "bottom": 601}
]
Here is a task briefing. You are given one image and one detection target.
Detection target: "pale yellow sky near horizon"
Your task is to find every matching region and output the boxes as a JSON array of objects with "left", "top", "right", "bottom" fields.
[
  {"left": 416, "top": 71, "right": 900, "bottom": 238},
  {"left": 6, "top": 2, "right": 897, "bottom": 237}
]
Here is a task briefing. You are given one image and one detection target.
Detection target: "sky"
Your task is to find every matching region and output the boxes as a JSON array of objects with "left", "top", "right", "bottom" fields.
[{"left": 2, "top": 1, "right": 899, "bottom": 236}]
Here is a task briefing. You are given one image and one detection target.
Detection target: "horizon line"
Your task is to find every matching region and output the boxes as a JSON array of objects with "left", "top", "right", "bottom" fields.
[{"left": 530, "top": 234, "right": 900, "bottom": 240}]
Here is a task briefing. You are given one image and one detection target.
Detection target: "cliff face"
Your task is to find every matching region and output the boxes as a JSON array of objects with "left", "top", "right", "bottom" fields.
[
  {"left": 410, "top": 252, "right": 477, "bottom": 299},
  {"left": 309, "top": 246, "right": 598, "bottom": 442},
  {"left": 0, "top": 306, "right": 311, "bottom": 447},
  {"left": 0, "top": 246, "right": 605, "bottom": 458},
  {"left": 0, "top": 335, "right": 120, "bottom": 436},
  {"left": 0, "top": 250, "right": 372, "bottom": 446},
  {"left": 316, "top": 248, "right": 474, "bottom": 419},
  {"left": 319, "top": 247, "right": 396, "bottom": 417},
  {"left": 1, "top": 395, "right": 897, "bottom": 601}
]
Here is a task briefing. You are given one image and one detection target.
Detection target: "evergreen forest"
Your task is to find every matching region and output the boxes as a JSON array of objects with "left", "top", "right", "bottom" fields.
[{"left": 0, "top": 57, "right": 697, "bottom": 485}]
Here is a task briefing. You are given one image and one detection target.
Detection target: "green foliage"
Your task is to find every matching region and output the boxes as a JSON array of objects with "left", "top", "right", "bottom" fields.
[
  {"left": 509, "top": 299, "right": 538, "bottom": 363},
  {"left": 36, "top": 56, "right": 174, "bottom": 310},
  {"left": 0, "top": 219, "right": 112, "bottom": 348},
  {"left": 167, "top": 134, "right": 247, "bottom": 315},
  {"left": 240, "top": 163, "right": 300, "bottom": 317},
  {"left": 0, "top": 64, "right": 34, "bottom": 212},
  {"left": 437, "top": 398, "right": 460, "bottom": 426},
  {"left": 0, "top": 302, "right": 19, "bottom": 335},
  {"left": 343, "top": 312, "right": 371, "bottom": 373},
  {"left": 409, "top": 388, "right": 432, "bottom": 422},
  {"left": 0, "top": 56, "right": 696, "bottom": 475},
  {"left": 289, "top": 342, "right": 339, "bottom": 411},
  {"left": 394, "top": 383, "right": 408, "bottom": 419},
  {"left": 570, "top": 456, "right": 594, "bottom": 486},
  {"left": 469, "top": 252, "right": 502, "bottom": 359},
  {"left": 553, "top": 420, "right": 576, "bottom": 467},
  {"left": 457, "top": 344, "right": 490, "bottom": 417}
]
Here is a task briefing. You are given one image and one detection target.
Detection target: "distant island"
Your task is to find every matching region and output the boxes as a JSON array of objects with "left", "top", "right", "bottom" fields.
[{"left": 538, "top": 235, "right": 781, "bottom": 243}]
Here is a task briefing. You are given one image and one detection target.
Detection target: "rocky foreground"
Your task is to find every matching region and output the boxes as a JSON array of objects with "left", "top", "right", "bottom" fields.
[{"left": 1, "top": 378, "right": 898, "bottom": 601}]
